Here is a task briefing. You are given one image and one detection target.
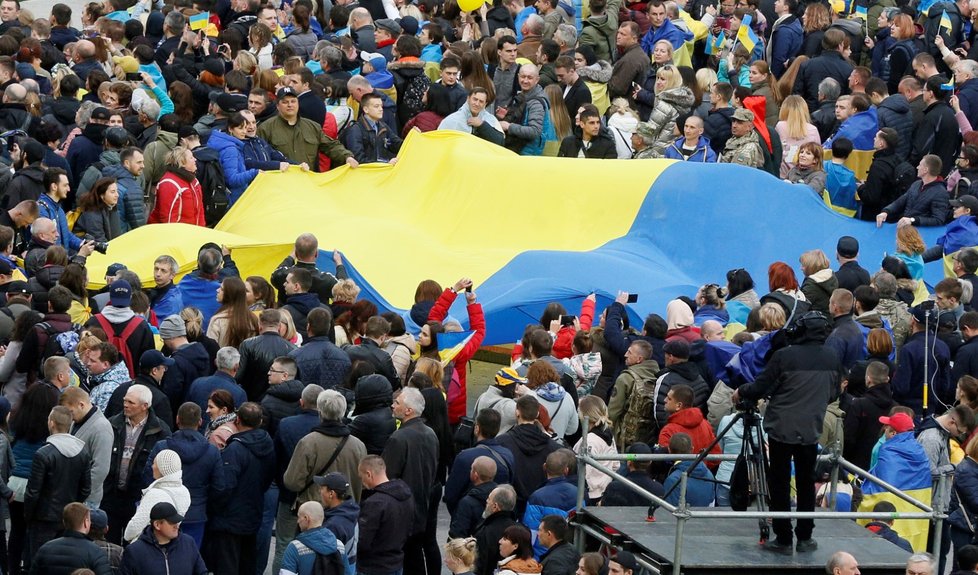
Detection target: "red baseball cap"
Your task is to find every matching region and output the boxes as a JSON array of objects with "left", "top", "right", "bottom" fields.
[{"left": 879, "top": 413, "right": 915, "bottom": 433}]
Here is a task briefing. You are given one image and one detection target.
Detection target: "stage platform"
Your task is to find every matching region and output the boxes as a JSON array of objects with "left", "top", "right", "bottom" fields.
[{"left": 577, "top": 507, "right": 912, "bottom": 575}]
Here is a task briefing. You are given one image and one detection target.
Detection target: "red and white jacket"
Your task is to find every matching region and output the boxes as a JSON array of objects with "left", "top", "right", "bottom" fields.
[{"left": 148, "top": 170, "right": 206, "bottom": 226}]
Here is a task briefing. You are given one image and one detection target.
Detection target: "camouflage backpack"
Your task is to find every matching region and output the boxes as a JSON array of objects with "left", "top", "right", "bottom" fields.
[{"left": 617, "top": 362, "right": 660, "bottom": 447}]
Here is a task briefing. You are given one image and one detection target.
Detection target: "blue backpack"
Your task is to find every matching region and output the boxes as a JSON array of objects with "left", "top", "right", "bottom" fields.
[{"left": 520, "top": 97, "right": 558, "bottom": 157}]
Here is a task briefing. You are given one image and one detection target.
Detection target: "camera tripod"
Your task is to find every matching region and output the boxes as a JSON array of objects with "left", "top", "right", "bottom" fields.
[{"left": 652, "top": 405, "right": 771, "bottom": 543}]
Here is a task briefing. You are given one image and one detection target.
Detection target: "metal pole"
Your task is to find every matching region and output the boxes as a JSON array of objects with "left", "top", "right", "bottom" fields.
[
  {"left": 580, "top": 454, "right": 678, "bottom": 513},
  {"left": 932, "top": 473, "right": 947, "bottom": 559},
  {"left": 827, "top": 418, "right": 843, "bottom": 510},
  {"left": 838, "top": 459, "right": 934, "bottom": 512},
  {"left": 679, "top": 510, "right": 937, "bottom": 520},
  {"left": 590, "top": 453, "right": 738, "bottom": 462},
  {"left": 673, "top": 473, "right": 688, "bottom": 575},
  {"left": 574, "top": 417, "right": 589, "bottom": 553}
]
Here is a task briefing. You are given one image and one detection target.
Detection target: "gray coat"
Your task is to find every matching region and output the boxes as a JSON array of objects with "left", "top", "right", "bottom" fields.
[{"left": 71, "top": 406, "right": 114, "bottom": 507}]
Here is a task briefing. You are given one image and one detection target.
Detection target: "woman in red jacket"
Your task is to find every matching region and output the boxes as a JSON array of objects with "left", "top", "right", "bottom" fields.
[
  {"left": 426, "top": 277, "right": 486, "bottom": 425},
  {"left": 148, "top": 146, "right": 206, "bottom": 226}
]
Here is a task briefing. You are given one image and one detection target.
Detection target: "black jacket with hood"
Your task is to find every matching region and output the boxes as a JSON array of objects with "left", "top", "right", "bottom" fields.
[
  {"left": 350, "top": 374, "right": 396, "bottom": 455},
  {"left": 209, "top": 427, "right": 275, "bottom": 534},
  {"left": 496, "top": 423, "right": 561, "bottom": 507},
  {"left": 357, "top": 478, "right": 415, "bottom": 575}
]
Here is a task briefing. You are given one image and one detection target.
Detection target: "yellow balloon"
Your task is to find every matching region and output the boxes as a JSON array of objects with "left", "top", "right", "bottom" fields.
[{"left": 458, "top": 0, "right": 484, "bottom": 12}]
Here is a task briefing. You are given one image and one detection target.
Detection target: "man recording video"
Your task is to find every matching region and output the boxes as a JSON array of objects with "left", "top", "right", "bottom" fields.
[{"left": 731, "top": 311, "right": 844, "bottom": 555}]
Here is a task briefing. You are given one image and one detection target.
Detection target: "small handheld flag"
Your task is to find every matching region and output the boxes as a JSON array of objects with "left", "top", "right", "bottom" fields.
[
  {"left": 854, "top": 4, "right": 867, "bottom": 18},
  {"left": 942, "top": 76, "right": 955, "bottom": 92},
  {"left": 736, "top": 14, "right": 759, "bottom": 53},
  {"left": 189, "top": 11, "right": 209, "bottom": 31},
  {"left": 940, "top": 9, "right": 952, "bottom": 31},
  {"left": 706, "top": 30, "right": 725, "bottom": 55}
]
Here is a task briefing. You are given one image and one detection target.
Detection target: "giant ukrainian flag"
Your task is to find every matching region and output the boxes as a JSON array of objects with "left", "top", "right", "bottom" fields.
[
  {"left": 84, "top": 132, "right": 951, "bottom": 345},
  {"left": 858, "top": 432, "right": 933, "bottom": 551}
]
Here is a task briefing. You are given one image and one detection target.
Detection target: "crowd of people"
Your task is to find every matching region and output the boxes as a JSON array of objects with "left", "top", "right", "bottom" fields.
[{"left": 4, "top": 0, "right": 978, "bottom": 572}]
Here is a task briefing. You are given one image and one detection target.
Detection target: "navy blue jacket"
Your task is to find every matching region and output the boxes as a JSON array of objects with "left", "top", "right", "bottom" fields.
[
  {"left": 958, "top": 78, "right": 978, "bottom": 131},
  {"left": 949, "top": 456, "right": 978, "bottom": 533},
  {"left": 604, "top": 301, "right": 665, "bottom": 380},
  {"left": 769, "top": 16, "right": 803, "bottom": 77},
  {"left": 242, "top": 134, "right": 290, "bottom": 170},
  {"left": 875, "top": 94, "right": 913, "bottom": 161},
  {"left": 324, "top": 498, "right": 360, "bottom": 565},
  {"left": 290, "top": 335, "right": 352, "bottom": 389},
  {"left": 865, "top": 521, "right": 913, "bottom": 552},
  {"left": 210, "top": 428, "right": 275, "bottom": 534},
  {"left": 663, "top": 460, "right": 715, "bottom": 506},
  {"left": 144, "top": 429, "right": 225, "bottom": 523},
  {"left": 794, "top": 51, "right": 854, "bottom": 112},
  {"left": 274, "top": 409, "right": 319, "bottom": 506},
  {"left": 525, "top": 476, "right": 577, "bottom": 558},
  {"left": 883, "top": 179, "right": 951, "bottom": 227},
  {"left": 49, "top": 26, "right": 80, "bottom": 50},
  {"left": 450, "top": 480, "right": 496, "bottom": 539},
  {"left": 65, "top": 131, "right": 102, "bottom": 188},
  {"left": 826, "top": 314, "right": 865, "bottom": 370},
  {"left": 162, "top": 341, "right": 213, "bottom": 409},
  {"left": 953, "top": 335, "right": 978, "bottom": 383},
  {"left": 443, "top": 439, "right": 515, "bottom": 513},
  {"left": 601, "top": 468, "right": 665, "bottom": 506},
  {"left": 892, "top": 331, "right": 953, "bottom": 416},
  {"left": 186, "top": 371, "right": 248, "bottom": 427},
  {"left": 119, "top": 527, "right": 207, "bottom": 575}
]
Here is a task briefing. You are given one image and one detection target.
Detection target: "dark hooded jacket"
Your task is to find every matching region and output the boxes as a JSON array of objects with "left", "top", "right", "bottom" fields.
[
  {"left": 144, "top": 429, "right": 225, "bottom": 523},
  {"left": 842, "top": 383, "right": 894, "bottom": 470},
  {"left": 209, "top": 427, "right": 275, "bottom": 534},
  {"left": 349, "top": 374, "right": 396, "bottom": 454},
  {"left": 30, "top": 530, "right": 112, "bottom": 575},
  {"left": 119, "top": 526, "right": 207, "bottom": 575},
  {"left": 5, "top": 163, "right": 45, "bottom": 209},
  {"left": 875, "top": 94, "right": 913, "bottom": 160},
  {"left": 282, "top": 292, "right": 327, "bottom": 336},
  {"left": 652, "top": 360, "right": 710, "bottom": 432},
  {"left": 237, "top": 331, "right": 296, "bottom": 401},
  {"left": 260, "top": 379, "right": 303, "bottom": 435},
  {"left": 557, "top": 128, "right": 618, "bottom": 158},
  {"left": 357, "top": 479, "right": 414, "bottom": 575},
  {"left": 162, "top": 341, "right": 212, "bottom": 408},
  {"left": 496, "top": 423, "right": 561, "bottom": 508}
]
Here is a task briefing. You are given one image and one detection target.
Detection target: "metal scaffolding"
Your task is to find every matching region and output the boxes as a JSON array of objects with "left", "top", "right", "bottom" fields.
[{"left": 574, "top": 449, "right": 947, "bottom": 575}]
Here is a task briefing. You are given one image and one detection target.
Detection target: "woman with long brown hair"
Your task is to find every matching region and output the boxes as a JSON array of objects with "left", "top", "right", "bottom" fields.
[
  {"left": 168, "top": 81, "right": 195, "bottom": 125},
  {"left": 800, "top": 2, "right": 830, "bottom": 57},
  {"left": 206, "top": 277, "right": 260, "bottom": 348},
  {"left": 460, "top": 50, "right": 494, "bottom": 104}
]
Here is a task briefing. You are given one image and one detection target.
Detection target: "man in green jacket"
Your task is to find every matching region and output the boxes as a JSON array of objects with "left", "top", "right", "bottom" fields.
[{"left": 257, "top": 87, "right": 359, "bottom": 172}]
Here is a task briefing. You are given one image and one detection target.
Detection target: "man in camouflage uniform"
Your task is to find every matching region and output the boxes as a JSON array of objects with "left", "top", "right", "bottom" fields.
[
  {"left": 719, "top": 108, "right": 764, "bottom": 168},
  {"left": 872, "top": 270, "right": 912, "bottom": 351},
  {"left": 608, "top": 340, "right": 660, "bottom": 447},
  {"left": 632, "top": 123, "right": 660, "bottom": 159}
]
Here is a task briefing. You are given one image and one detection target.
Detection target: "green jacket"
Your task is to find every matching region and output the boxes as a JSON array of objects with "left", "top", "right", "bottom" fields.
[
  {"left": 578, "top": 0, "right": 622, "bottom": 63},
  {"left": 143, "top": 129, "right": 178, "bottom": 198},
  {"left": 610, "top": 359, "right": 660, "bottom": 447},
  {"left": 257, "top": 114, "right": 352, "bottom": 170}
]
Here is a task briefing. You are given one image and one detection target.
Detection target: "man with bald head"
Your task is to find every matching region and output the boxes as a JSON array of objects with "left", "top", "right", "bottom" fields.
[
  {"left": 270, "top": 233, "right": 349, "bottom": 305},
  {"left": 71, "top": 39, "right": 100, "bottom": 81},
  {"left": 280, "top": 500, "right": 350, "bottom": 575},
  {"left": 500, "top": 63, "right": 550, "bottom": 155},
  {"left": 825, "top": 551, "right": 860, "bottom": 575},
  {"left": 449, "top": 455, "right": 498, "bottom": 538},
  {"left": 0, "top": 84, "right": 39, "bottom": 135}
]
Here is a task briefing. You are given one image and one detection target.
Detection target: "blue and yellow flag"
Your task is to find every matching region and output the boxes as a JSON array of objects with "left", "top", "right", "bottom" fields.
[
  {"left": 411, "top": 330, "right": 475, "bottom": 365},
  {"left": 737, "top": 14, "right": 759, "bottom": 53},
  {"left": 189, "top": 11, "right": 209, "bottom": 31},
  {"left": 705, "top": 30, "right": 725, "bottom": 55},
  {"left": 853, "top": 4, "right": 868, "bottom": 18},
  {"left": 942, "top": 76, "right": 956, "bottom": 92},
  {"left": 940, "top": 8, "right": 953, "bottom": 31},
  {"left": 858, "top": 432, "right": 933, "bottom": 551}
]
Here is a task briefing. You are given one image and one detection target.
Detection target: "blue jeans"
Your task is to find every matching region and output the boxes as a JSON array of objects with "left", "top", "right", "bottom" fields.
[
  {"left": 255, "top": 485, "right": 278, "bottom": 575},
  {"left": 715, "top": 484, "right": 731, "bottom": 507}
]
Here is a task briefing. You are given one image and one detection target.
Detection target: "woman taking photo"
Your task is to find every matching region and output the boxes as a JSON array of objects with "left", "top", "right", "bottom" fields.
[
  {"left": 148, "top": 146, "right": 206, "bottom": 225},
  {"left": 73, "top": 177, "right": 120, "bottom": 242},
  {"left": 205, "top": 389, "right": 238, "bottom": 449},
  {"left": 206, "top": 277, "right": 260, "bottom": 348}
]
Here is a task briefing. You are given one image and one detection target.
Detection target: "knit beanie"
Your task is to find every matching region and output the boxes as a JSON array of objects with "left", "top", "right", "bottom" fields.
[{"left": 155, "top": 449, "right": 182, "bottom": 476}]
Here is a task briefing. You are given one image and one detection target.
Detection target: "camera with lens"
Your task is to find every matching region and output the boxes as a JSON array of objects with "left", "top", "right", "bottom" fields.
[
  {"left": 736, "top": 397, "right": 759, "bottom": 412},
  {"left": 84, "top": 236, "right": 109, "bottom": 255}
]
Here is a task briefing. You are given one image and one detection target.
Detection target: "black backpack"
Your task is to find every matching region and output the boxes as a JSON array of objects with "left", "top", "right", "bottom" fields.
[
  {"left": 893, "top": 161, "right": 918, "bottom": 196},
  {"left": 311, "top": 551, "right": 346, "bottom": 575},
  {"left": 195, "top": 154, "right": 229, "bottom": 228}
]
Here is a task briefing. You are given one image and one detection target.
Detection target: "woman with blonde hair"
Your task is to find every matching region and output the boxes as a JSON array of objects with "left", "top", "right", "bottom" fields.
[
  {"left": 785, "top": 141, "right": 827, "bottom": 194},
  {"left": 632, "top": 40, "right": 676, "bottom": 121},
  {"left": 444, "top": 537, "right": 477, "bottom": 575},
  {"left": 799, "top": 249, "right": 838, "bottom": 314},
  {"left": 413, "top": 357, "right": 446, "bottom": 393},
  {"left": 278, "top": 308, "right": 302, "bottom": 346},
  {"left": 181, "top": 306, "right": 220, "bottom": 363},
  {"left": 694, "top": 67, "right": 718, "bottom": 117},
  {"left": 632, "top": 65, "right": 694, "bottom": 157},
  {"left": 694, "top": 284, "right": 729, "bottom": 326},
  {"left": 606, "top": 98, "right": 640, "bottom": 158},
  {"left": 545, "top": 84, "right": 573, "bottom": 141},
  {"left": 895, "top": 226, "right": 926, "bottom": 280},
  {"left": 775, "top": 94, "right": 821, "bottom": 177},
  {"left": 249, "top": 22, "right": 274, "bottom": 70},
  {"left": 573, "top": 395, "right": 619, "bottom": 503}
]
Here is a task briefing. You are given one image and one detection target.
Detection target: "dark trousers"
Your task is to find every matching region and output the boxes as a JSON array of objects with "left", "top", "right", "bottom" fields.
[
  {"left": 207, "top": 530, "right": 257, "bottom": 575},
  {"left": 8, "top": 501, "right": 24, "bottom": 575},
  {"left": 927, "top": 520, "right": 951, "bottom": 575},
  {"left": 768, "top": 439, "right": 817, "bottom": 545},
  {"left": 27, "top": 520, "right": 59, "bottom": 560},
  {"left": 103, "top": 494, "right": 137, "bottom": 546}
]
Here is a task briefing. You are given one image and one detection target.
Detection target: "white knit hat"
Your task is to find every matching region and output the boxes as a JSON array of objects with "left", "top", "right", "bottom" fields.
[{"left": 155, "top": 449, "right": 182, "bottom": 476}]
